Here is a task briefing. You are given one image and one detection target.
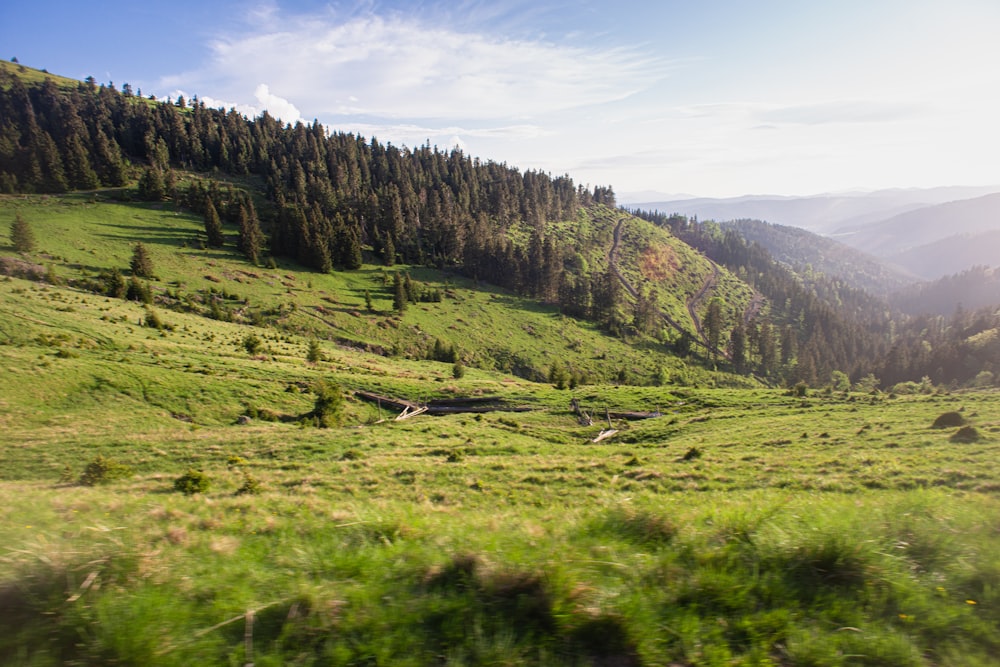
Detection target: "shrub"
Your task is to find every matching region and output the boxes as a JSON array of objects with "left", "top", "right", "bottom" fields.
[
  {"left": 10, "top": 212, "right": 36, "bottom": 253},
  {"left": 932, "top": 411, "right": 966, "bottom": 429},
  {"left": 306, "top": 339, "right": 324, "bottom": 363},
  {"left": 243, "top": 334, "right": 263, "bottom": 355},
  {"left": 452, "top": 361, "right": 466, "bottom": 379},
  {"left": 174, "top": 469, "right": 211, "bottom": 495},
  {"left": 78, "top": 456, "right": 132, "bottom": 486},
  {"left": 144, "top": 308, "right": 164, "bottom": 329},
  {"left": 235, "top": 473, "right": 262, "bottom": 496},
  {"left": 129, "top": 242, "right": 155, "bottom": 278},
  {"left": 311, "top": 379, "right": 344, "bottom": 428},
  {"left": 951, "top": 426, "right": 982, "bottom": 443}
]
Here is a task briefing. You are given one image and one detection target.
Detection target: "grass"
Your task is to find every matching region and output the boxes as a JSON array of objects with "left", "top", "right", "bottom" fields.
[
  {"left": 3, "top": 191, "right": 1000, "bottom": 664},
  {"left": 0, "top": 193, "right": 747, "bottom": 388},
  {"left": 2, "top": 275, "right": 999, "bottom": 664}
]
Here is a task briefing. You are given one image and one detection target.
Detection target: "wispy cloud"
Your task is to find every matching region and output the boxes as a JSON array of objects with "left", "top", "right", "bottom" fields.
[
  {"left": 755, "top": 99, "right": 926, "bottom": 126},
  {"left": 159, "top": 5, "right": 671, "bottom": 124}
]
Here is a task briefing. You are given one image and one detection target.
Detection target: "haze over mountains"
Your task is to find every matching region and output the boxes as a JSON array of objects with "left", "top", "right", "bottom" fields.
[{"left": 623, "top": 186, "right": 1000, "bottom": 280}]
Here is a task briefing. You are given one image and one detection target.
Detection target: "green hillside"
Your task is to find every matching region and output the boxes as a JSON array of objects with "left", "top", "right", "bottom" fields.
[
  {"left": 0, "top": 192, "right": 754, "bottom": 388},
  {"left": 2, "top": 63, "right": 1000, "bottom": 666},
  {"left": 3, "top": 268, "right": 1000, "bottom": 664}
]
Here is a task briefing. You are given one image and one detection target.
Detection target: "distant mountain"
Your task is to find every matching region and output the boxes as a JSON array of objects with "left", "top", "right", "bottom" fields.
[
  {"left": 891, "top": 266, "right": 1000, "bottom": 316},
  {"left": 884, "top": 230, "right": 1000, "bottom": 281},
  {"left": 632, "top": 186, "right": 1000, "bottom": 234},
  {"left": 833, "top": 192, "right": 1000, "bottom": 259},
  {"left": 718, "top": 219, "right": 916, "bottom": 296}
]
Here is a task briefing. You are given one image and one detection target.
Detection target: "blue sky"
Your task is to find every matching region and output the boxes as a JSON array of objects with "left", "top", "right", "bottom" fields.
[{"left": 3, "top": 0, "right": 999, "bottom": 197}]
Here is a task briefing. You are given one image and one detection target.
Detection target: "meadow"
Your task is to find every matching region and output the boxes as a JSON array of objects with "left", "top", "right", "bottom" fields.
[{"left": 2, "top": 192, "right": 1000, "bottom": 665}]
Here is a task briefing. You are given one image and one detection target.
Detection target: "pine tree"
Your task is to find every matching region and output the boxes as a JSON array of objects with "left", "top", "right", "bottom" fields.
[
  {"left": 393, "top": 273, "right": 407, "bottom": 314},
  {"left": 126, "top": 276, "right": 152, "bottom": 304},
  {"left": 704, "top": 299, "right": 724, "bottom": 359},
  {"left": 236, "top": 202, "right": 264, "bottom": 264},
  {"left": 10, "top": 212, "right": 35, "bottom": 253},
  {"left": 130, "top": 242, "right": 155, "bottom": 278},
  {"left": 100, "top": 268, "right": 127, "bottom": 298},
  {"left": 204, "top": 198, "right": 225, "bottom": 247},
  {"left": 729, "top": 320, "right": 747, "bottom": 373},
  {"left": 306, "top": 339, "right": 324, "bottom": 363},
  {"left": 311, "top": 379, "right": 344, "bottom": 428}
]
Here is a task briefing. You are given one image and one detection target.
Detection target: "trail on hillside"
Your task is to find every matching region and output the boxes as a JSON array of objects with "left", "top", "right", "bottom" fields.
[
  {"left": 686, "top": 259, "right": 719, "bottom": 349},
  {"left": 607, "top": 216, "right": 710, "bottom": 352}
]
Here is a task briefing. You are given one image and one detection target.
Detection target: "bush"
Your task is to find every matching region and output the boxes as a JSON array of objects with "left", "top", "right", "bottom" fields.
[
  {"left": 932, "top": 411, "right": 966, "bottom": 429},
  {"left": 311, "top": 379, "right": 344, "bottom": 428},
  {"left": 951, "top": 426, "right": 982, "bottom": 443},
  {"left": 129, "top": 242, "right": 155, "bottom": 278},
  {"left": 78, "top": 456, "right": 132, "bottom": 486},
  {"left": 235, "top": 473, "right": 262, "bottom": 496},
  {"left": 243, "top": 334, "right": 263, "bottom": 355},
  {"left": 174, "top": 469, "right": 211, "bottom": 495},
  {"left": 306, "top": 339, "right": 324, "bottom": 363}
]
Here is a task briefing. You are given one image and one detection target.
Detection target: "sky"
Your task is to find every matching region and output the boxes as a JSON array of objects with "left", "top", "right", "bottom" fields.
[{"left": 2, "top": 0, "right": 1000, "bottom": 198}]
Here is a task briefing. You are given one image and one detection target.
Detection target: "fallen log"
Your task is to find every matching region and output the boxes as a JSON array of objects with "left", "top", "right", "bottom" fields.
[
  {"left": 396, "top": 405, "right": 428, "bottom": 420},
  {"left": 592, "top": 429, "right": 618, "bottom": 443},
  {"left": 425, "top": 405, "right": 532, "bottom": 415},
  {"left": 354, "top": 390, "right": 421, "bottom": 411}
]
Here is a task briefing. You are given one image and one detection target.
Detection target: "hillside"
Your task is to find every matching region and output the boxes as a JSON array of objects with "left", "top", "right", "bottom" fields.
[
  {"left": 717, "top": 218, "right": 915, "bottom": 296},
  {"left": 892, "top": 265, "right": 1000, "bottom": 316},
  {"left": 0, "top": 193, "right": 753, "bottom": 389},
  {"left": 3, "top": 62, "right": 1000, "bottom": 667},
  {"left": 3, "top": 269, "right": 1000, "bottom": 664},
  {"left": 834, "top": 192, "right": 1000, "bottom": 262},
  {"left": 887, "top": 229, "right": 1000, "bottom": 281}
]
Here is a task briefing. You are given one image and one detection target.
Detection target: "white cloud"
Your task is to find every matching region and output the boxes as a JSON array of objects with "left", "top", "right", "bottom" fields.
[
  {"left": 168, "top": 84, "right": 302, "bottom": 125},
  {"left": 253, "top": 84, "right": 301, "bottom": 124},
  {"left": 161, "top": 8, "right": 669, "bottom": 123}
]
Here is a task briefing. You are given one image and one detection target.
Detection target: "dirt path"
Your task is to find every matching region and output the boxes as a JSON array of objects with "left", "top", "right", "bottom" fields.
[
  {"left": 606, "top": 216, "right": 702, "bottom": 348},
  {"left": 686, "top": 259, "right": 719, "bottom": 346}
]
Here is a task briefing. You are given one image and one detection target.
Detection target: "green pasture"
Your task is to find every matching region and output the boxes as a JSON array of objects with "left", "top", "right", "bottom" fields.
[{"left": 2, "top": 193, "right": 1000, "bottom": 665}]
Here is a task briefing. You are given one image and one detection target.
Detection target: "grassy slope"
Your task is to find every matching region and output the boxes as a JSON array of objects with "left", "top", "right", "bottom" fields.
[
  {"left": 1, "top": 193, "right": 756, "bottom": 388},
  {"left": 0, "top": 60, "right": 81, "bottom": 91},
  {"left": 1, "top": 272, "right": 999, "bottom": 664},
  {"left": 0, "top": 129, "right": 998, "bottom": 663}
]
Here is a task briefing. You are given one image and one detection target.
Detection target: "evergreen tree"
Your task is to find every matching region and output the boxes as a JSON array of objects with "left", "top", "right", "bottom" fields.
[
  {"left": 306, "top": 339, "right": 324, "bottom": 363},
  {"left": 126, "top": 276, "right": 152, "bottom": 304},
  {"left": 203, "top": 198, "right": 225, "bottom": 247},
  {"left": 393, "top": 273, "right": 407, "bottom": 314},
  {"left": 729, "top": 320, "right": 747, "bottom": 373},
  {"left": 381, "top": 232, "right": 396, "bottom": 267},
  {"left": 236, "top": 202, "right": 264, "bottom": 264},
  {"left": 100, "top": 268, "right": 127, "bottom": 298},
  {"left": 137, "top": 167, "right": 166, "bottom": 201},
  {"left": 311, "top": 379, "right": 344, "bottom": 428},
  {"left": 704, "top": 299, "right": 724, "bottom": 358},
  {"left": 130, "top": 242, "right": 155, "bottom": 278},
  {"left": 10, "top": 212, "right": 35, "bottom": 252},
  {"left": 757, "top": 321, "right": 778, "bottom": 376}
]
